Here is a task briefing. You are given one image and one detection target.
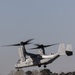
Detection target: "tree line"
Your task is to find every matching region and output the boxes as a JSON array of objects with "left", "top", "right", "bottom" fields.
[{"left": 7, "top": 69, "right": 75, "bottom": 75}]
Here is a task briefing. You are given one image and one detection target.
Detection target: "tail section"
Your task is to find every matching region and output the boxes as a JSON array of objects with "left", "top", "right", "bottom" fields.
[
  {"left": 66, "top": 44, "right": 73, "bottom": 56},
  {"left": 58, "top": 43, "right": 66, "bottom": 55}
]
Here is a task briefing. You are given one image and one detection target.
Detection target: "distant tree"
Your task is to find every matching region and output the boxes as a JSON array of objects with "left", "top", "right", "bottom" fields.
[
  {"left": 32, "top": 70, "right": 39, "bottom": 75},
  {"left": 8, "top": 69, "right": 75, "bottom": 75},
  {"left": 40, "top": 69, "right": 52, "bottom": 75},
  {"left": 65, "top": 72, "right": 73, "bottom": 75},
  {"left": 25, "top": 70, "right": 32, "bottom": 75},
  {"left": 8, "top": 70, "right": 15, "bottom": 75},
  {"left": 59, "top": 72, "right": 65, "bottom": 75},
  {"left": 14, "top": 69, "right": 25, "bottom": 75},
  {"left": 53, "top": 73, "right": 58, "bottom": 75},
  {"left": 73, "top": 72, "right": 75, "bottom": 75}
]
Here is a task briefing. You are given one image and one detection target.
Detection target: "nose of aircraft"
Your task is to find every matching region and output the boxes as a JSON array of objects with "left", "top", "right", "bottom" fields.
[{"left": 15, "top": 64, "right": 18, "bottom": 69}]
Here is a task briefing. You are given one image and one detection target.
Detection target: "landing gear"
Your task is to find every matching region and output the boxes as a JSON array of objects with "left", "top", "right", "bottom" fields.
[
  {"left": 38, "top": 64, "right": 41, "bottom": 67},
  {"left": 17, "top": 68, "right": 20, "bottom": 71},
  {"left": 44, "top": 65, "right": 47, "bottom": 68},
  {"left": 17, "top": 69, "right": 19, "bottom": 71}
]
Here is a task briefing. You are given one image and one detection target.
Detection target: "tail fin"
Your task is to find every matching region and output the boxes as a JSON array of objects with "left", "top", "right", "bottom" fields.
[
  {"left": 58, "top": 43, "right": 66, "bottom": 55},
  {"left": 66, "top": 44, "right": 73, "bottom": 56},
  {"left": 18, "top": 47, "right": 25, "bottom": 62}
]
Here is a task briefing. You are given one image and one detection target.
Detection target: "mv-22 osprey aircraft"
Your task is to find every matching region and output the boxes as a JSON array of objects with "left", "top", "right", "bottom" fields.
[{"left": 3, "top": 39, "right": 73, "bottom": 70}]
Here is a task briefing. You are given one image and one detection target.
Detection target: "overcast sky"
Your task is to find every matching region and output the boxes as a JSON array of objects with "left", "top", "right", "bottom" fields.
[{"left": 0, "top": 0, "right": 75, "bottom": 75}]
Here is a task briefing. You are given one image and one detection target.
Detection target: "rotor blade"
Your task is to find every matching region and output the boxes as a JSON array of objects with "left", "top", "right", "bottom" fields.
[
  {"left": 44, "top": 43, "right": 59, "bottom": 47},
  {"left": 2, "top": 39, "right": 34, "bottom": 47},
  {"left": 2, "top": 44, "right": 20, "bottom": 47},
  {"left": 29, "top": 43, "right": 59, "bottom": 50},
  {"left": 30, "top": 47, "right": 39, "bottom": 50},
  {"left": 20, "top": 39, "right": 34, "bottom": 45},
  {"left": 34, "top": 44, "right": 40, "bottom": 46},
  {"left": 25, "top": 39, "right": 34, "bottom": 43}
]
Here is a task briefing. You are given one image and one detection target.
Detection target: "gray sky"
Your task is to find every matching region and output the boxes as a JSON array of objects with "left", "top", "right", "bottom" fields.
[{"left": 0, "top": 0, "right": 75, "bottom": 75}]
